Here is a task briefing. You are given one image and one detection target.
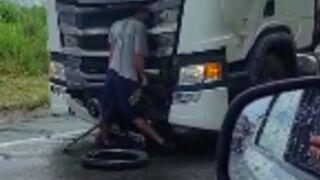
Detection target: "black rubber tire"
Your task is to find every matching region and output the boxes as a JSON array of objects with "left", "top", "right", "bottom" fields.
[
  {"left": 248, "top": 32, "right": 297, "bottom": 85},
  {"left": 256, "top": 53, "right": 287, "bottom": 83},
  {"left": 82, "top": 149, "right": 149, "bottom": 170}
]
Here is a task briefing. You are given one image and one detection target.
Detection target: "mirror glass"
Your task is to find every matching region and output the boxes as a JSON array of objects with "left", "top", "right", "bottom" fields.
[{"left": 229, "top": 88, "right": 320, "bottom": 180}]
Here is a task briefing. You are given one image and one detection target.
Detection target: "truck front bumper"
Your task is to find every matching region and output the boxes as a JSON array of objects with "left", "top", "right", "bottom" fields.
[{"left": 169, "top": 87, "right": 228, "bottom": 132}]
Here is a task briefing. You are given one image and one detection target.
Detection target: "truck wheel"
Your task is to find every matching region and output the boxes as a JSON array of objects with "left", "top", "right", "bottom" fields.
[
  {"left": 256, "top": 53, "right": 287, "bottom": 83},
  {"left": 248, "top": 32, "right": 297, "bottom": 85}
]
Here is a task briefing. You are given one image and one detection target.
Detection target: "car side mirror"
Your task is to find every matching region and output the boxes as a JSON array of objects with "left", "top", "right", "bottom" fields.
[{"left": 217, "top": 76, "right": 320, "bottom": 180}]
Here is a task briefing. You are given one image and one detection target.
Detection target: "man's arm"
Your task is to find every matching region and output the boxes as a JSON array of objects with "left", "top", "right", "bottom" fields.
[
  {"left": 109, "top": 43, "right": 114, "bottom": 63},
  {"left": 134, "top": 54, "right": 146, "bottom": 75},
  {"left": 108, "top": 30, "right": 114, "bottom": 64},
  {"left": 134, "top": 24, "right": 149, "bottom": 83}
]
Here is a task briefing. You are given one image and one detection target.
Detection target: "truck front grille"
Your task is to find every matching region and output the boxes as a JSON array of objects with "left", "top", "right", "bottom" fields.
[{"left": 56, "top": 0, "right": 183, "bottom": 84}]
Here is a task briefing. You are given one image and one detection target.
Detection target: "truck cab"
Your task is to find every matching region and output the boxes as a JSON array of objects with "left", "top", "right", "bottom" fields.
[{"left": 47, "top": 0, "right": 317, "bottom": 133}]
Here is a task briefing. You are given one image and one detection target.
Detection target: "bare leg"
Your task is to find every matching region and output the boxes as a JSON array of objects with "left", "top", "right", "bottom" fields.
[
  {"left": 133, "top": 118, "right": 164, "bottom": 145},
  {"left": 97, "top": 118, "right": 110, "bottom": 145}
]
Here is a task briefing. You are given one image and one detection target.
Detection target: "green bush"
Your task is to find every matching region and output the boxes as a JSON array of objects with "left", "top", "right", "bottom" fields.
[{"left": 0, "top": 1, "right": 48, "bottom": 76}]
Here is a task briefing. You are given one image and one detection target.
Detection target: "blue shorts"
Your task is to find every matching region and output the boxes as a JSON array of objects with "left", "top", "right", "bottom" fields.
[{"left": 101, "top": 70, "right": 140, "bottom": 129}]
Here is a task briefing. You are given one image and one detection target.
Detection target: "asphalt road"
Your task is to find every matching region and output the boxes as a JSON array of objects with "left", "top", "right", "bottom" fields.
[{"left": 0, "top": 94, "right": 217, "bottom": 180}]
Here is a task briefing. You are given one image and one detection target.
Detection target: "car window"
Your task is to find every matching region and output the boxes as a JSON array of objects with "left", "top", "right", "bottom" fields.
[
  {"left": 229, "top": 96, "right": 274, "bottom": 180},
  {"left": 256, "top": 90, "right": 304, "bottom": 159},
  {"left": 229, "top": 90, "right": 319, "bottom": 180},
  {"left": 285, "top": 89, "right": 320, "bottom": 178},
  {"left": 255, "top": 89, "right": 320, "bottom": 179}
]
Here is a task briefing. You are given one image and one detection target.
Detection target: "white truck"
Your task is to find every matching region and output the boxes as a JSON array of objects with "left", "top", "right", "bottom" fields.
[{"left": 47, "top": 0, "right": 320, "bottom": 135}]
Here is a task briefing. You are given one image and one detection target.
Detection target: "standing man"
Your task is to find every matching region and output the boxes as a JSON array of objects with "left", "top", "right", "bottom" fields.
[{"left": 98, "top": 5, "right": 167, "bottom": 148}]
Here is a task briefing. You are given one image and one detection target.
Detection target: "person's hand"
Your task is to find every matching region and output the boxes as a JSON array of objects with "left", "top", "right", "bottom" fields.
[
  {"left": 141, "top": 74, "right": 148, "bottom": 87},
  {"left": 310, "top": 136, "right": 320, "bottom": 156}
]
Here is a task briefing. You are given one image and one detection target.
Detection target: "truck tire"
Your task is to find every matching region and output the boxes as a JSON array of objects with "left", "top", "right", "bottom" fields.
[
  {"left": 256, "top": 53, "right": 287, "bottom": 83},
  {"left": 248, "top": 32, "right": 297, "bottom": 85},
  {"left": 82, "top": 149, "right": 148, "bottom": 170}
]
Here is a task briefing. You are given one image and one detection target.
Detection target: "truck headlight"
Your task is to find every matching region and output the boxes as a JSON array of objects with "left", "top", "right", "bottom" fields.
[
  {"left": 179, "top": 65, "right": 205, "bottom": 85},
  {"left": 178, "top": 62, "right": 223, "bottom": 85},
  {"left": 49, "top": 61, "right": 66, "bottom": 81}
]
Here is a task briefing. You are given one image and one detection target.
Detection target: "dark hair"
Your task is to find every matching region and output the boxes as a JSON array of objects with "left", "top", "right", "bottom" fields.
[
  {"left": 126, "top": 3, "right": 151, "bottom": 17},
  {"left": 136, "top": 5, "right": 150, "bottom": 13},
  {"left": 131, "top": 4, "right": 150, "bottom": 17}
]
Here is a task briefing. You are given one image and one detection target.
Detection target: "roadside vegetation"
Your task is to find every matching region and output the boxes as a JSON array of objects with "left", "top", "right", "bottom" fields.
[{"left": 0, "top": 1, "right": 49, "bottom": 110}]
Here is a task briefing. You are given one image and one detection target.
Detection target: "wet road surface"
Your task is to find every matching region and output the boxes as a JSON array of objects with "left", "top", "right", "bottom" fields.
[{"left": 0, "top": 94, "right": 217, "bottom": 180}]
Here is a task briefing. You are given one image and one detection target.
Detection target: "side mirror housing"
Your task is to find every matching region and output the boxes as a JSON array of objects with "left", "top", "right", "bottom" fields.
[{"left": 217, "top": 76, "right": 320, "bottom": 180}]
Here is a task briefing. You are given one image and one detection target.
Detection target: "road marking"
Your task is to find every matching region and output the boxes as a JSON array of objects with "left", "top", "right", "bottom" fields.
[{"left": 0, "top": 129, "right": 87, "bottom": 148}]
